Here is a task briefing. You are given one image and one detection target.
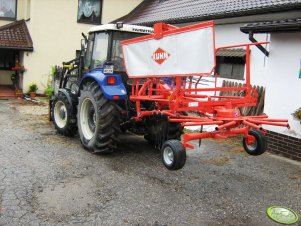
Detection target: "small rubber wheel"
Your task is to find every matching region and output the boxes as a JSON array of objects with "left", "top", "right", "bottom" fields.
[
  {"left": 243, "top": 129, "right": 267, "bottom": 156},
  {"left": 161, "top": 140, "right": 186, "bottom": 170}
]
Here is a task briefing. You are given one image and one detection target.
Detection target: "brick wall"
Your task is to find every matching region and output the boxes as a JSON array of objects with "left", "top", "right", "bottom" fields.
[{"left": 266, "top": 130, "right": 301, "bottom": 161}]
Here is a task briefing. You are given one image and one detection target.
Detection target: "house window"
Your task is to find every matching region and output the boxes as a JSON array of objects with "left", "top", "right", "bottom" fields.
[
  {"left": 0, "top": 49, "right": 17, "bottom": 70},
  {"left": 77, "top": 0, "right": 102, "bottom": 25},
  {"left": 0, "top": 0, "right": 17, "bottom": 20},
  {"left": 216, "top": 48, "right": 246, "bottom": 80}
]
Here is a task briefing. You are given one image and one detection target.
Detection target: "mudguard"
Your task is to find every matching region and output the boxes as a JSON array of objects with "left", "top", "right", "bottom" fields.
[
  {"left": 57, "top": 88, "right": 78, "bottom": 112},
  {"left": 80, "top": 68, "right": 127, "bottom": 100},
  {"left": 49, "top": 88, "right": 78, "bottom": 121}
]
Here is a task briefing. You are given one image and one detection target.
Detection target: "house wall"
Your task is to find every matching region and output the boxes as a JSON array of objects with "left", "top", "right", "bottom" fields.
[
  {"left": 264, "top": 32, "right": 301, "bottom": 138},
  {"left": 0, "top": 0, "right": 143, "bottom": 27},
  {"left": 102, "top": 0, "right": 143, "bottom": 23},
  {"left": 180, "top": 22, "right": 300, "bottom": 138},
  {"left": 216, "top": 24, "right": 301, "bottom": 138},
  {"left": 0, "top": 0, "right": 142, "bottom": 92},
  {"left": 0, "top": 0, "right": 28, "bottom": 27},
  {"left": 215, "top": 23, "right": 269, "bottom": 87},
  {"left": 215, "top": 24, "right": 301, "bottom": 138},
  {"left": 22, "top": 0, "right": 142, "bottom": 93}
]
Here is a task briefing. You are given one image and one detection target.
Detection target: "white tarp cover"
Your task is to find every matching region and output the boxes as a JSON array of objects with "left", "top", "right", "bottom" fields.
[{"left": 122, "top": 25, "right": 215, "bottom": 78}]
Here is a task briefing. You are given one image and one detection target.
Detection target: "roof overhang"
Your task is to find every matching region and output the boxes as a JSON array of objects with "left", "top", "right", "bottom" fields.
[
  {"left": 0, "top": 46, "right": 33, "bottom": 51},
  {"left": 0, "top": 19, "right": 33, "bottom": 51},
  {"left": 240, "top": 19, "right": 301, "bottom": 34},
  {"left": 216, "top": 48, "right": 246, "bottom": 57}
]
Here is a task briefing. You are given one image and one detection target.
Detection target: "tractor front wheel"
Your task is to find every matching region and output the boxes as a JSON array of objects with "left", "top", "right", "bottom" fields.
[
  {"left": 161, "top": 139, "right": 186, "bottom": 170},
  {"left": 243, "top": 129, "right": 267, "bottom": 156},
  {"left": 52, "top": 92, "right": 77, "bottom": 137},
  {"left": 78, "top": 81, "right": 121, "bottom": 153}
]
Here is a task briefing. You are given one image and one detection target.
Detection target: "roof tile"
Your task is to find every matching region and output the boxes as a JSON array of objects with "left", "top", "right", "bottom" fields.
[
  {"left": 116, "top": 0, "right": 301, "bottom": 25},
  {"left": 0, "top": 20, "right": 33, "bottom": 51}
]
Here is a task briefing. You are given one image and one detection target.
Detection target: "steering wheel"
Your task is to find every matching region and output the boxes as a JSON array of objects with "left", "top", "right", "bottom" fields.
[{"left": 111, "top": 56, "right": 124, "bottom": 71}]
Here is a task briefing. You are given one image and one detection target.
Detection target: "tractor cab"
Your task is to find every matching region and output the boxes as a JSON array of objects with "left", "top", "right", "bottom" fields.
[{"left": 84, "top": 23, "right": 153, "bottom": 74}]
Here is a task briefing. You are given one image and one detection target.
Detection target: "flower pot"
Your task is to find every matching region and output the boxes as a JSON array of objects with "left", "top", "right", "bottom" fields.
[
  {"left": 16, "top": 92, "right": 23, "bottom": 98},
  {"left": 30, "top": 92, "right": 36, "bottom": 99}
]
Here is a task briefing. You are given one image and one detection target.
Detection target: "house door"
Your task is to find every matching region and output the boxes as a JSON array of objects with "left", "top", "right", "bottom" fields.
[{"left": 0, "top": 49, "right": 20, "bottom": 98}]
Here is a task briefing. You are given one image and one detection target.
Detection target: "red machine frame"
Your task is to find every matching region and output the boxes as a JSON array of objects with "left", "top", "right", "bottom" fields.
[{"left": 122, "top": 21, "right": 289, "bottom": 149}]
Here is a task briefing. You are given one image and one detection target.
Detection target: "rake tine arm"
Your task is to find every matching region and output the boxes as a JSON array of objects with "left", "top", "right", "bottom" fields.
[
  {"left": 243, "top": 120, "right": 263, "bottom": 130},
  {"left": 181, "top": 121, "right": 224, "bottom": 126},
  {"left": 247, "top": 119, "right": 290, "bottom": 128},
  {"left": 216, "top": 121, "right": 237, "bottom": 131},
  {"left": 247, "top": 114, "right": 268, "bottom": 119},
  {"left": 249, "top": 118, "right": 288, "bottom": 122}
]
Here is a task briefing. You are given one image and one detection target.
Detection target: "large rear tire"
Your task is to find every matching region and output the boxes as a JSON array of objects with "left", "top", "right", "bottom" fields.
[
  {"left": 78, "top": 81, "right": 121, "bottom": 153},
  {"left": 52, "top": 92, "right": 77, "bottom": 137}
]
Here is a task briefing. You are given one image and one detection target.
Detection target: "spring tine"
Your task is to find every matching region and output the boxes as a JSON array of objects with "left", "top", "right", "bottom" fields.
[{"left": 199, "top": 125, "right": 203, "bottom": 147}]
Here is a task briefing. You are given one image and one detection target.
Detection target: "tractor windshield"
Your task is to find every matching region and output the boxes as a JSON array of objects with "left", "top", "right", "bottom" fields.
[
  {"left": 110, "top": 31, "right": 145, "bottom": 71},
  {"left": 86, "top": 31, "right": 147, "bottom": 71},
  {"left": 89, "top": 32, "right": 109, "bottom": 69}
]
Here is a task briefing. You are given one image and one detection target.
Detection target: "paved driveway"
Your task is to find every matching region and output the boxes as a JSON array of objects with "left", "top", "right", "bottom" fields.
[{"left": 0, "top": 99, "right": 300, "bottom": 225}]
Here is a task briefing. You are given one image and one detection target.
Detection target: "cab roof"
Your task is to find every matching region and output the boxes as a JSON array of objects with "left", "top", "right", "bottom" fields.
[{"left": 89, "top": 23, "right": 154, "bottom": 34}]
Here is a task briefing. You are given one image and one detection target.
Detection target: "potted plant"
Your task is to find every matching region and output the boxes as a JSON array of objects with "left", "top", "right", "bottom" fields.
[
  {"left": 15, "top": 88, "right": 23, "bottom": 98},
  {"left": 292, "top": 107, "right": 301, "bottom": 124},
  {"left": 28, "top": 82, "right": 38, "bottom": 98}
]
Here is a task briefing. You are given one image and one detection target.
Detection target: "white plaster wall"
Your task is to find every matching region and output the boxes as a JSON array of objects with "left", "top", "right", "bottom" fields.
[
  {"left": 188, "top": 23, "right": 300, "bottom": 137},
  {"left": 215, "top": 23, "right": 270, "bottom": 87},
  {"left": 22, "top": 0, "right": 91, "bottom": 93},
  {"left": 264, "top": 33, "right": 301, "bottom": 138},
  {"left": 102, "top": 0, "right": 142, "bottom": 23},
  {"left": 21, "top": 0, "right": 142, "bottom": 93}
]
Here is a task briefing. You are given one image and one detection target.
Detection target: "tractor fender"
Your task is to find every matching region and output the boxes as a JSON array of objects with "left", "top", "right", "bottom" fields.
[
  {"left": 57, "top": 88, "right": 78, "bottom": 115},
  {"left": 80, "top": 69, "right": 127, "bottom": 100}
]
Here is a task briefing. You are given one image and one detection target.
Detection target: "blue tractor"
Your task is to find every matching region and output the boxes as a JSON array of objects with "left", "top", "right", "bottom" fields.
[{"left": 50, "top": 23, "right": 183, "bottom": 166}]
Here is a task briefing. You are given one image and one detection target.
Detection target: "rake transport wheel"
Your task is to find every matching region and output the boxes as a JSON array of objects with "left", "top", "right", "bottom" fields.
[
  {"left": 161, "top": 139, "right": 186, "bottom": 170},
  {"left": 78, "top": 81, "right": 122, "bottom": 154},
  {"left": 243, "top": 129, "right": 267, "bottom": 156},
  {"left": 52, "top": 92, "right": 77, "bottom": 137}
]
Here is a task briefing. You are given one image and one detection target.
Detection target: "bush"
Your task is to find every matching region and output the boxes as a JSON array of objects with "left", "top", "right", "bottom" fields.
[{"left": 44, "top": 86, "right": 53, "bottom": 97}]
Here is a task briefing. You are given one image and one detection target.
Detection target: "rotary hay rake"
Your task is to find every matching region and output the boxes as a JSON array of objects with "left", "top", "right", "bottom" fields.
[{"left": 121, "top": 21, "right": 289, "bottom": 170}]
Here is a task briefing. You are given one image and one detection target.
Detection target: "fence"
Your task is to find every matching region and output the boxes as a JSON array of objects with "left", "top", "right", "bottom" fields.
[{"left": 220, "top": 80, "right": 265, "bottom": 116}]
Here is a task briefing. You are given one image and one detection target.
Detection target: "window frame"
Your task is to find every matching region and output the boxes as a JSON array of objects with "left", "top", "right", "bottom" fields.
[
  {"left": 86, "top": 31, "right": 110, "bottom": 70},
  {"left": 77, "top": 0, "right": 102, "bottom": 25},
  {"left": 216, "top": 55, "right": 246, "bottom": 80},
  {"left": 0, "top": 49, "right": 18, "bottom": 70},
  {"left": 0, "top": 0, "right": 17, "bottom": 21}
]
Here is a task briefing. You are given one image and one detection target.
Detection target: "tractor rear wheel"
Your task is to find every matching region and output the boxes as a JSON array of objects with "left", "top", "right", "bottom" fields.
[
  {"left": 52, "top": 92, "right": 77, "bottom": 137},
  {"left": 243, "top": 129, "right": 267, "bottom": 156},
  {"left": 78, "top": 81, "right": 121, "bottom": 153}
]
